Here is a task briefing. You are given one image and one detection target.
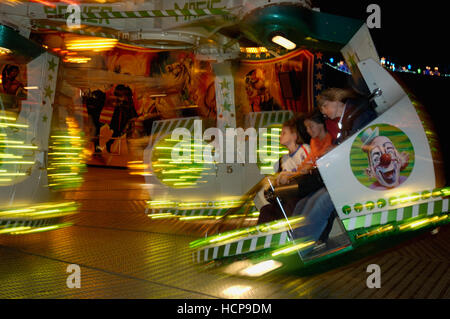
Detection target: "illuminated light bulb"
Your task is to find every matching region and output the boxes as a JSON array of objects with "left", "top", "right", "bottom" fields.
[{"left": 271, "top": 35, "right": 296, "bottom": 50}]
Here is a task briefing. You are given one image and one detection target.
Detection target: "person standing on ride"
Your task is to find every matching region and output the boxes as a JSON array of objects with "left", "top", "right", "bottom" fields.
[
  {"left": 255, "top": 118, "right": 310, "bottom": 224},
  {"left": 318, "top": 88, "right": 377, "bottom": 145},
  {"left": 106, "top": 85, "right": 138, "bottom": 152},
  {"left": 289, "top": 88, "right": 378, "bottom": 256}
]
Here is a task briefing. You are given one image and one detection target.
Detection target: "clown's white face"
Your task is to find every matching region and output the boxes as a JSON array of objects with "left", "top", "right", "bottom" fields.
[{"left": 367, "top": 136, "right": 402, "bottom": 188}]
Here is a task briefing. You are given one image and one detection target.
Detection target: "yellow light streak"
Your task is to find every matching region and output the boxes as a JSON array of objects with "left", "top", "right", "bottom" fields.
[
  {"left": 271, "top": 241, "right": 315, "bottom": 257},
  {"left": 0, "top": 115, "right": 16, "bottom": 121},
  {"left": 0, "top": 172, "right": 26, "bottom": 176},
  {"left": 0, "top": 154, "right": 22, "bottom": 159},
  {"left": 9, "top": 223, "right": 72, "bottom": 235},
  {"left": 0, "top": 140, "right": 25, "bottom": 144},
  {"left": 179, "top": 216, "right": 216, "bottom": 221},
  {"left": 0, "top": 123, "right": 28, "bottom": 128},
  {"left": 0, "top": 161, "right": 35, "bottom": 164},
  {"left": 50, "top": 135, "right": 81, "bottom": 139},
  {"left": 173, "top": 182, "right": 197, "bottom": 186},
  {"left": 356, "top": 225, "right": 394, "bottom": 239},
  {"left": 0, "top": 226, "right": 31, "bottom": 234},
  {"left": 0, "top": 145, "right": 37, "bottom": 149}
]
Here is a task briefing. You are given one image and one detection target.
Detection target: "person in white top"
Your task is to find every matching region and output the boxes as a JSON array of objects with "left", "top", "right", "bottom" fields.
[{"left": 254, "top": 117, "right": 311, "bottom": 224}]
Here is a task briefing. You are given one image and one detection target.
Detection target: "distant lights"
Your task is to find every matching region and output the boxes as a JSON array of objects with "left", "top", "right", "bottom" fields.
[{"left": 329, "top": 56, "right": 446, "bottom": 77}]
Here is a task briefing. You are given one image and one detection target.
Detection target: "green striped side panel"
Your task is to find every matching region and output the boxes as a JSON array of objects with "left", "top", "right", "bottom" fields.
[
  {"left": 148, "top": 205, "right": 257, "bottom": 217},
  {"left": 245, "top": 111, "right": 293, "bottom": 130},
  {"left": 46, "top": 8, "right": 232, "bottom": 20},
  {"left": 0, "top": 217, "right": 62, "bottom": 231},
  {"left": 33, "top": 23, "right": 117, "bottom": 39},
  {"left": 342, "top": 198, "right": 449, "bottom": 231},
  {"left": 194, "top": 231, "right": 290, "bottom": 263}
]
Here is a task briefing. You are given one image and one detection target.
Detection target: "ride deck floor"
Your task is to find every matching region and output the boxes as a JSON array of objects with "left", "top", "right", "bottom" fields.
[{"left": 0, "top": 167, "right": 449, "bottom": 299}]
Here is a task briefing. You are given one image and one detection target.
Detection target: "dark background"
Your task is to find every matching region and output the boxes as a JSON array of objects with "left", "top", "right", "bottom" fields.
[
  {"left": 316, "top": 0, "right": 449, "bottom": 73},
  {"left": 316, "top": 0, "right": 449, "bottom": 184}
]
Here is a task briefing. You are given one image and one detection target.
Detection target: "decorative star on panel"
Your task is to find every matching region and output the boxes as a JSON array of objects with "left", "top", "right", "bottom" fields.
[
  {"left": 44, "top": 85, "right": 53, "bottom": 98},
  {"left": 315, "top": 61, "right": 323, "bottom": 69},
  {"left": 48, "top": 58, "right": 57, "bottom": 72},
  {"left": 315, "top": 72, "right": 323, "bottom": 80},
  {"left": 48, "top": 73, "right": 53, "bottom": 81},
  {"left": 223, "top": 91, "right": 230, "bottom": 99},
  {"left": 315, "top": 83, "right": 323, "bottom": 91},
  {"left": 315, "top": 52, "right": 323, "bottom": 59},
  {"left": 222, "top": 100, "right": 232, "bottom": 112},
  {"left": 220, "top": 79, "right": 230, "bottom": 91}
]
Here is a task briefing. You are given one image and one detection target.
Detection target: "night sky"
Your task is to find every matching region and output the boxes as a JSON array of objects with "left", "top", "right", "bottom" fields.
[{"left": 317, "top": 0, "right": 449, "bottom": 73}]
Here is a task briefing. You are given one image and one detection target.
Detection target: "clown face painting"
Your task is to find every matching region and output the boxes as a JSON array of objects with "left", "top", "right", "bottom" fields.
[{"left": 361, "top": 127, "right": 411, "bottom": 190}]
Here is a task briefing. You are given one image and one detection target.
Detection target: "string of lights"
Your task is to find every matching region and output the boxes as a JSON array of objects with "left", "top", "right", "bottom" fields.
[{"left": 327, "top": 57, "right": 449, "bottom": 77}]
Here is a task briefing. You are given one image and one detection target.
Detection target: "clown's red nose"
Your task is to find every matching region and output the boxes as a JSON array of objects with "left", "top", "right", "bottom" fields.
[{"left": 380, "top": 153, "right": 392, "bottom": 167}]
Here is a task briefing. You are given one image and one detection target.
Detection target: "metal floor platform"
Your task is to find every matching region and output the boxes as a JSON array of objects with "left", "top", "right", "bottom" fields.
[{"left": 1, "top": 167, "right": 449, "bottom": 299}]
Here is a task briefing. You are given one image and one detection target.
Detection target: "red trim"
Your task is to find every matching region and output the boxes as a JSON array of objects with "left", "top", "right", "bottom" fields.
[{"left": 301, "top": 145, "right": 309, "bottom": 157}]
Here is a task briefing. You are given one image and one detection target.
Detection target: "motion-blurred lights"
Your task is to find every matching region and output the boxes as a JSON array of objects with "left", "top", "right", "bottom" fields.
[
  {"left": 222, "top": 285, "right": 252, "bottom": 298},
  {"left": 271, "top": 241, "right": 315, "bottom": 257},
  {"left": 64, "top": 57, "right": 91, "bottom": 64},
  {"left": 239, "top": 260, "right": 283, "bottom": 277},
  {"left": 271, "top": 35, "right": 296, "bottom": 50},
  {"left": 66, "top": 38, "right": 117, "bottom": 52},
  {"left": 0, "top": 47, "right": 12, "bottom": 55},
  {"left": 223, "top": 260, "right": 253, "bottom": 275}
]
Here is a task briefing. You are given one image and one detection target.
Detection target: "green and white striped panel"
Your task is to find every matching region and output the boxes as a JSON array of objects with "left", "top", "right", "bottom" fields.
[
  {"left": 194, "top": 230, "right": 290, "bottom": 263},
  {"left": 245, "top": 111, "right": 293, "bottom": 130},
  {"left": 150, "top": 117, "right": 200, "bottom": 148},
  {"left": 32, "top": 23, "right": 117, "bottom": 39},
  {"left": 342, "top": 198, "right": 449, "bottom": 231},
  {"left": 46, "top": 8, "right": 232, "bottom": 20},
  {"left": 148, "top": 205, "right": 258, "bottom": 217},
  {"left": 0, "top": 217, "right": 60, "bottom": 231}
]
